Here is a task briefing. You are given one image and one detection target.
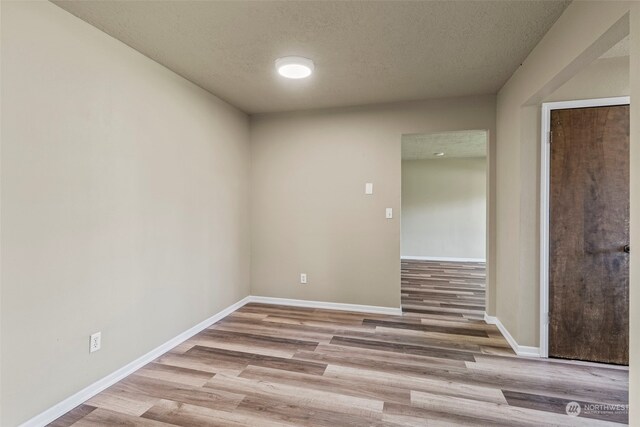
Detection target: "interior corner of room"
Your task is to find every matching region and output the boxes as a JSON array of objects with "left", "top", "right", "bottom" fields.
[{"left": 1, "top": 1, "right": 638, "bottom": 426}]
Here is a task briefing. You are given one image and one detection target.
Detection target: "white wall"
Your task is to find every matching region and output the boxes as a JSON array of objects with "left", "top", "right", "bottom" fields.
[
  {"left": 401, "top": 158, "right": 486, "bottom": 260},
  {"left": 250, "top": 95, "right": 496, "bottom": 309},
  {"left": 0, "top": 2, "right": 251, "bottom": 425}
]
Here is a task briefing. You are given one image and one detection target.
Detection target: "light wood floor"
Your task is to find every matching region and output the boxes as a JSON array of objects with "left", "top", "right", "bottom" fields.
[
  {"left": 401, "top": 259, "right": 487, "bottom": 321},
  {"left": 50, "top": 260, "right": 628, "bottom": 426}
]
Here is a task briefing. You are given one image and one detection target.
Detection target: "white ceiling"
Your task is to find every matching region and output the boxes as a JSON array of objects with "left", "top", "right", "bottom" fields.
[
  {"left": 52, "top": 1, "right": 570, "bottom": 114},
  {"left": 402, "top": 131, "right": 487, "bottom": 160}
]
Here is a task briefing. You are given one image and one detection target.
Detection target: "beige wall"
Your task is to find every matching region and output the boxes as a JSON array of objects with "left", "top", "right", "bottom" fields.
[
  {"left": 401, "top": 158, "right": 486, "bottom": 260},
  {"left": 629, "top": 3, "right": 639, "bottom": 423},
  {"left": 250, "top": 96, "right": 496, "bottom": 309},
  {"left": 495, "top": 1, "right": 630, "bottom": 348},
  {"left": 544, "top": 56, "right": 629, "bottom": 103},
  {"left": 0, "top": 1, "right": 3, "bottom": 422},
  {"left": 0, "top": 2, "right": 250, "bottom": 426},
  {"left": 4, "top": 0, "right": 636, "bottom": 424}
]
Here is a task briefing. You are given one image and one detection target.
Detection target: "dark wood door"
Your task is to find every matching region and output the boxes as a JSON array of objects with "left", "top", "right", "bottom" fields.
[{"left": 549, "top": 105, "right": 629, "bottom": 365}]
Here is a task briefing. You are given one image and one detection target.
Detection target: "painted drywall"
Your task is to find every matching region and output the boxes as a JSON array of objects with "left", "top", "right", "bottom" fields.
[
  {"left": 544, "top": 56, "right": 629, "bottom": 103},
  {"left": 250, "top": 96, "right": 496, "bottom": 309},
  {"left": 629, "top": 4, "right": 639, "bottom": 423},
  {"left": 401, "top": 158, "right": 486, "bottom": 260},
  {"left": 0, "top": 2, "right": 250, "bottom": 426},
  {"left": 495, "top": 1, "right": 630, "bottom": 349},
  {"left": 0, "top": 1, "right": 3, "bottom": 423}
]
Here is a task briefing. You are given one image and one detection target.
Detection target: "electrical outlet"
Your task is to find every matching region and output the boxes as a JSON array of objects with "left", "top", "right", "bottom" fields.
[
  {"left": 300, "top": 273, "right": 307, "bottom": 284},
  {"left": 90, "top": 332, "right": 101, "bottom": 353}
]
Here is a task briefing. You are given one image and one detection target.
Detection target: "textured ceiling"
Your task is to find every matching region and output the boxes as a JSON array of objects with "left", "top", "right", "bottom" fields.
[
  {"left": 402, "top": 131, "right": 487, "bottom": 160},
  {"left": 52, "top": 1, "right": 571, "bottom": 114}
]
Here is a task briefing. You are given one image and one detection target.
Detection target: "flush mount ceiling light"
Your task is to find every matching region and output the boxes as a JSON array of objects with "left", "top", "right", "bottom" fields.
[
  {"left": 434, "top": 152, "right": 445, "bottom": 157},
  {"left": 275, "top": 56, "right": 314, "bottom": 79}
]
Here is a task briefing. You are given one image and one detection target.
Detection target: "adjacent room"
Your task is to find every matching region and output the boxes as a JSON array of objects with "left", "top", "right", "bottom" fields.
[
  {"left": 1, "top": 1, "right": 638, "bottom": 426},
  {"left": 400, "top": 131, "right": 488, "bottom": 319}
]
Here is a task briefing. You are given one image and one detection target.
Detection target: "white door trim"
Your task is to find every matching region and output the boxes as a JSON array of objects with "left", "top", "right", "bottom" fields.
[{"left": 539, "top": 96, "right": 630, "bottom": 359}]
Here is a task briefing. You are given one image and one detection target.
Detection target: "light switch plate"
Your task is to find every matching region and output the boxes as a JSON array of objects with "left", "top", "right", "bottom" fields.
[
  {"left": 365, "top": 183, "right": 373, "bottom": 195},
  {"left": 385, "top": 208, "right": 393, "bottom": 219}
]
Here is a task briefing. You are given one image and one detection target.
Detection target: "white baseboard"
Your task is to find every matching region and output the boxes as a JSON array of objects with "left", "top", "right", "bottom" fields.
[
  {"left": 20, "top": 294, "right": 401, "bottom": 426},
  {"left": 401, "top": 256, "right": 486, "bottom": 263},
  {"left": 19, "top": 296, "right": 253, "bottom": 427},
  {"left": 484, "top": 312, "right": 541, "bottom": 358},
  {"left": 248, "top": 295, "right": 403, "bottom": 316}
]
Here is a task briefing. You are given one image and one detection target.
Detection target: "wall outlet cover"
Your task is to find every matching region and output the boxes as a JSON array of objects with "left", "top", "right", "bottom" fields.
[{"left": 90, "top": 332, "right": 101, "bottom": 353}]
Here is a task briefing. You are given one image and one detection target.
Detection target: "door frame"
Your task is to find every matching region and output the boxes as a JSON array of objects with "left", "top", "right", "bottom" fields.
[{"left": 539, "top": 96, "right": 630, "bottom": 359}]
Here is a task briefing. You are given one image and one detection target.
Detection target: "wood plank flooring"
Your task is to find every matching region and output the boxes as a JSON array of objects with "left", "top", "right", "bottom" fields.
[
  {"left": 401, "top": 259, "right": 487, "bottom": 321},
  {"left": 50, "top": 260, "right": 629, "bottom": 426}
]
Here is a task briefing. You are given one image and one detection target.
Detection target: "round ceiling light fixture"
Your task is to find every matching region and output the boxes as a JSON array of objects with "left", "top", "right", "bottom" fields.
[
  {"left": 275, "top": 56, "right": 314, "bottom": 79},
  {"left": 434, "top": 152, "right": 445, "bottom": 157}
]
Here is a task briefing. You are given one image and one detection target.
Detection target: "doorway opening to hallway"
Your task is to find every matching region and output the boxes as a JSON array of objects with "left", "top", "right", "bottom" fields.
[{"left": 400, "top": 130, "right": 488, "bottom": 320}]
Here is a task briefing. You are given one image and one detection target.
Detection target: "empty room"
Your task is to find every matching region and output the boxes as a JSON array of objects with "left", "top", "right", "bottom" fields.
[{"left": 1, "top": 1, "right": 638, "bottom": 426}]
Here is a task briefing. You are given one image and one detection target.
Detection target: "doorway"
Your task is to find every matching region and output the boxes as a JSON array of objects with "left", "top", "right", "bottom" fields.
[
  {"left": 541, "top": 97, "right": 630, "bottom": 365},
  {"left": 400, "top": 130, "right": 488, "bottom": 319}
]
